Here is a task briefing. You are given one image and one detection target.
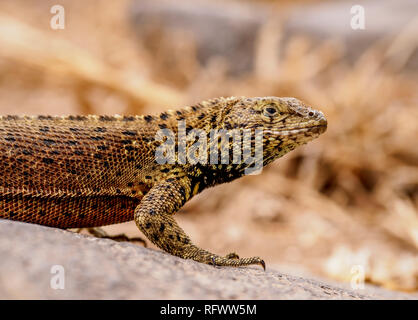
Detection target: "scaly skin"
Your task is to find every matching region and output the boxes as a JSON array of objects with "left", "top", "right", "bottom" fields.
[{"left": 0, "top": 96, "right": 327, "bottom": 269}]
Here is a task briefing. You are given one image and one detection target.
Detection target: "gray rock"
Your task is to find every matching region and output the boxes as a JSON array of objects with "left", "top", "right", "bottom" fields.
[{"left": 0, "top": 219, "right": 416, "bottom": 299}]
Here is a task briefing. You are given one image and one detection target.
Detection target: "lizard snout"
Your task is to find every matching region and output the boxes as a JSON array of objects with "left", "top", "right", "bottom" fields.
[
  {"left": 315, "top": 110, "right": 327, "bottom": 134},
  {"left": 316, "top": 110, "right": 327, "bottom": 127}
]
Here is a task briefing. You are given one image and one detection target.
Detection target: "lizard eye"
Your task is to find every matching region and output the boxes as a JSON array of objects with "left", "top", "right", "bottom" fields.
[{"left": 263, "top": 106, "right": 278, "bottom": 117}]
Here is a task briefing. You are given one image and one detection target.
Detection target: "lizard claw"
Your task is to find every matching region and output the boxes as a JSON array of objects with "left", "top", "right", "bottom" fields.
[
  {"left": 260, "top": 259, "right": 266, "bottom": 271},
  {"left": 211, "top": 256, "right": 217, "bottom": 267}
]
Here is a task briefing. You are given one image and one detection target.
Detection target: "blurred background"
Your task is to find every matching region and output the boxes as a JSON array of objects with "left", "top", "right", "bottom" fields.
[{"left": 0, "top": 0, "right": 416, "bottom": 292}]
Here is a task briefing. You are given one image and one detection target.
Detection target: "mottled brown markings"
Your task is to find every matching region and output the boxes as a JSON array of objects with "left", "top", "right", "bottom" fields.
[
  {"left": 160, "top": 112, "right": 169, "bottom": 120},
  {"left": 179, "top": 186, "right": 186, "bottom": 198},
  {"left": 122, "top": 130, "right": 137, "bottom": 136},
  {"left": 37, "top": 115, "right": 53, "bottom": 120},
  {"left": 99, "top": 115, "right": 115, "bottom": 121},
  {"left": 69, "top": 115, "right": 87, "bottom": 121},
  {"left": 39, "top": 126, "right": 50, "bottom": 132},
  {"left": 67, "top": 168, "right": 78, "bottom": 174},
  {"left": 159, "top": 223, "right": 165, "bottom": 232},
  {"left": 224, "top": 122, "right": 233, "bottom": 130},
  {"left": 42, "top": 158, "right": 54, "bottom": 164},
  {"left": 144, "top": 115, "right": 153, "bottom": 123},
  {"left": 123, "top": 116, "right": 135, "bottom": 122},
  {"left": 43, "top": 139, "right": 56, "bottom": 146},
  {"left": 5, "top": 115, "right": 19, "bottom": 120},
  {"left": 94, "top": 127, "right": 107, "bottom": 133},
  {"left": 90, "top": 136, "right": 104, "bottom": 141}
]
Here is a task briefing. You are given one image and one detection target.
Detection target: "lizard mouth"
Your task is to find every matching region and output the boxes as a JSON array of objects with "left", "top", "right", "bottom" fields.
[
  {"left": 264, "top": 124, "right": 327, "bottom": 137},
  {"left": 305, "top": 123, "right": 327, "bottom": 135}
]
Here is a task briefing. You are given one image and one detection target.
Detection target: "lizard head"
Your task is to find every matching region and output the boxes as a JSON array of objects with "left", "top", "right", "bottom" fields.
[
  {"left": 180, "top": 96, "right": 327, "bottom": 187},
  {"left": 223, "top": 96, "right": 327, "bottom": 168}
]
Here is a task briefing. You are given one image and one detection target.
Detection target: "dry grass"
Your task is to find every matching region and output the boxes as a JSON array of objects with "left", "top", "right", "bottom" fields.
[{"left": 0, "top": 0, "right": 416, "bottom": 291}]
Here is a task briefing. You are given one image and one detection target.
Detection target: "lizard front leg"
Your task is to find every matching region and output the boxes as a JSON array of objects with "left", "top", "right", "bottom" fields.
[{"left": 134, "top": 177, "right": 265, "bottom": 270}]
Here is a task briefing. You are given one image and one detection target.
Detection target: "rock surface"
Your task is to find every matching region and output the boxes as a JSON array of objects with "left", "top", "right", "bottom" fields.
[{"left": 0, "top": 219, "right": 416, "bottom": 299}]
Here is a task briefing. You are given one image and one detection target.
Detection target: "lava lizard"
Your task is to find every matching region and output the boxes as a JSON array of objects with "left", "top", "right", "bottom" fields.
[{"left": 0, "top": 96, "right": 327, "bottom": 269}]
